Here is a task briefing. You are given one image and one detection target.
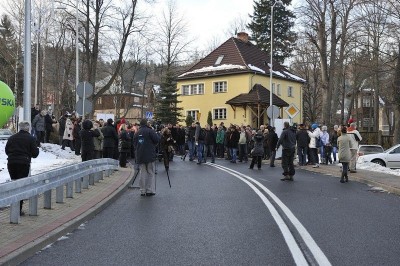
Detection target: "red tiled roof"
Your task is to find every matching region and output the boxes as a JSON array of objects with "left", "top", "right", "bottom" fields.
[
  {"left": 177, "top": 37, "right": 305, "bottom": 83},
  {"left": 226, "top": 84, "right": 289, "bottom": 107}
]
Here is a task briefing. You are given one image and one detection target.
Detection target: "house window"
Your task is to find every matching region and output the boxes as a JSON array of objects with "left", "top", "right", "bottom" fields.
[
  {"left": 182, "top": 84, "right": 204, "bottom": 95},
  {"left": 277, "top": 84, "right": 281, "bottom": 95},
  {"left": 288, "top": 86, "right": 293, "bottom": 97},
  {"left": 97, "top": 97, "right": 102, "bottom": 105},
  {"left": 187, "top": 110, "right": 198, "bottom": 121},
  {"left": 272, "top": 83, "right": 275, "bottom": 94},
  {"left": 213, "top": 108, "right": 227, "bottom": 120},
  {"left": 214, "top": 81, "right": 227, "bottom": 93},
  {"left": 363, "top": 98, "right": 371, "bottom": 107}
]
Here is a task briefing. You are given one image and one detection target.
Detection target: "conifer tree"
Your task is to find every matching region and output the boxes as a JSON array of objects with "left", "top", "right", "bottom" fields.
[
  {"left": 207, "top": 111, "right": 213, "bottom": 127},
  {"left": 248, "top": 0, "right": 297, "bottom": 64},
  {"left": 154, "top": 69, "right": 182, "bottom": 125}
]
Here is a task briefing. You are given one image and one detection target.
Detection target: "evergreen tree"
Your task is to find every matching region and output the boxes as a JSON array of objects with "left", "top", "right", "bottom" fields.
[
  {"left": 207, "top": 111, "right": 213, "bottom": 127},
  {"left": 185, "top": 114, "right": 194, "bottom": 127},
  {"left": 154, "top": 69, "right": 183, "bottom": 125},
  {"left": 248, "top": 0, "right": 297, "bottom": 64}
]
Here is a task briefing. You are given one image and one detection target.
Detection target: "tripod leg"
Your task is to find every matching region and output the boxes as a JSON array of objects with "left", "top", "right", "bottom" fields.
[{"left": 129, "top": 168, "right": 140, "bottom": 188}]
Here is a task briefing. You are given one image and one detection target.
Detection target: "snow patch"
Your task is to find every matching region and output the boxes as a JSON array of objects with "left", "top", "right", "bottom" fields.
[
  {"left": 248, "top": 64, "right": 265, "bottom": 74},
  {"left": 179, "top": 64, "right": 246, "bottom": 77}
]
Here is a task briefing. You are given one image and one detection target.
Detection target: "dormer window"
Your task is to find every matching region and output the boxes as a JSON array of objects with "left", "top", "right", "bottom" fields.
[{"left": 215, "top": 55, "right": 224, "bottom": 65}]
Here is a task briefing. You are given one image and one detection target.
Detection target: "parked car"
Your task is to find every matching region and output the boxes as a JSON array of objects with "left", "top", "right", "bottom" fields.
[
  {"left": 359, "top": 144, "right": 400, "bottom": 168},
  {"left": 357, "top": 144, "right": 384, "bottom": 158},
  {"left": 0, "top": 129, "right": 14, "bottom": 140}
]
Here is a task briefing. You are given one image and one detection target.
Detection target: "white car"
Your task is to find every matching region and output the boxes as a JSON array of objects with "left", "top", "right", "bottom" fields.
[{"left": 359, "top": 144, "right": 400, "bottom": 169}]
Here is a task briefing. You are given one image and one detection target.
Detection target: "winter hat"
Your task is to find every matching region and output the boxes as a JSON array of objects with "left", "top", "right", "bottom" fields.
[
  {"left": 311, "top": 123, "right": 318, "bottom": 129},
  {"left": 321, "top": 125, "right": 327, "bottom": 131},
  {"left": 107, "top": 118, "right": 113, "bottom": 125}
]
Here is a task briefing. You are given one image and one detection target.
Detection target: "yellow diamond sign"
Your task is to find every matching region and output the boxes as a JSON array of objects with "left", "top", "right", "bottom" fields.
[{"left": 285, "top": 103, "right": 299, "bottom": 118}]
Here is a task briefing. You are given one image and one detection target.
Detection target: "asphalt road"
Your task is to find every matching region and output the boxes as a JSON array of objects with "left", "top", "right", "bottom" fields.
[{"left": 21, "top": 157, "right": 400, "bottom": 266}]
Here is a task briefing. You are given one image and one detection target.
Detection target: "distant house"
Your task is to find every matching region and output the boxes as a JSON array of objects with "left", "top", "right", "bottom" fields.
[
  {"left": 94, "top": 76, "right": 151, "bottom": 122},
  {"left": 347, "top": 87, "right": 394, "bottom": 135},
  {"left": 176, "top": 32, "right": 305, "bottom": 128}
]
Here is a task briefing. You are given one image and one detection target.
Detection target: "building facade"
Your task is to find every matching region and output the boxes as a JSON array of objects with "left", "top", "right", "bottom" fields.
[{"left": 177, "top": 32, "right": 305, "bottom": 128}]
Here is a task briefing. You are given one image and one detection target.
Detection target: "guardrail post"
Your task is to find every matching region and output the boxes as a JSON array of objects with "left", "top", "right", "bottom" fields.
[
  {"left": 56, "top": 185, "right": 64, "bottom": 203},
  {"left": 104, "top": 169, "right": 110, "bottom": 177},
  {"left": 75, "top": 178, "right": 82, "bottom": 193},
  {"left": 99, "top": 171, "right": 104, "bottom": 180},
  {"left": 82, "top": 175, "right": 89, "bottom": 189},
  {"left": 10, "top": 203, "right": 20, "bottom": 224},
  {"left": 89, "top": 173, "right": 95, "bottom": 185},
  {"left": 29, "top": 195, "right": 38, "bottom": 216},
  {"left": 44, "top": 190, "right": 52, "bottom": 209},
  {"left": 66, "top": 182, "right": 73, "bottom": 198}
]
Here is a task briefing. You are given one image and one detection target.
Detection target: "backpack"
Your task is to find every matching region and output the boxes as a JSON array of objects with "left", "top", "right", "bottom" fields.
[
  {"left": 315, "top": 136, "right": 322, "bottom": 148},
  {"left": 199, "top": 128, "right": 206, "bottom": 141}
]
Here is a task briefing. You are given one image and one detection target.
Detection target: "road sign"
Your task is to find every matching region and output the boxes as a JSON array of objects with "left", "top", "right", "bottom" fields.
[
  {"left": 145, "top": 111, "right": 153, "bottom": 119},
  {"left": 76, "top": 98, "right": 93, "bottom": 115},
  {"left": 285, "top": 103, "right": 300, "bottom": 118},
  {"left": 76, "top": 82, "right": 93, "bottom": 98},
  {"left": 267, "top": 105, "right": 279, "bottom": 119}
]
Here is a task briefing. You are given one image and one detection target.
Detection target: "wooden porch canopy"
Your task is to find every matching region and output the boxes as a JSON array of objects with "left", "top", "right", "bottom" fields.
[{"left": 226, "top": 84, "right": 289, "bottom": 126}]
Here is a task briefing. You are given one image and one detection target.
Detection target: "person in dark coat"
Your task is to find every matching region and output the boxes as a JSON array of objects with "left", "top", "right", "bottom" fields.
[
  {"left": 5, "top": 121, "right": 40, "bottom": 216},
  {"left": 296, "top": 124, "right": 310, "bottom": 166},
  {"left": 118, "top": 124, "right": 131, "bottom": 167},
  {"left": 80, "top": 119, "right": 100, "bottom": 162},
  {"left": 203, "top": 124, "right": 216, "bottom": 163},
  {"left": 44, "top": 112, "right": 56, "bottom": 143},
  {"left": 330, "top": 125, "right": 339, "bottom": 163},
  {"left": 160, "top": 127, "right": 175, "bottom": 170},
  {"left": 227, "top": 125, "right": 240, "bottom": 163},
  {"left": 249, "top": 130, "right": 264, "bottom": 170},
  {"left": 72, "top": 117, "right": 82, "bottom": 155},
  {"left": 133, "top": 119, "right": 160, "bottom": 196},
  {"left": 268, "top": 127, "right": 279, "bottom": 167},
  {"left": 101, "top": 118, "right": 118, "bottom": 159},
  {"left": 276, "top": 122, "right": 297, "bottom": 181},
  {"left": 32, "top": 110, "right": 46, "bottom": 145},
  {"left": 187, "top": 123, "right": 196, "bottom": 161},
  {"left": 58, "top": 114, "right": 67, "bottom": 145}
]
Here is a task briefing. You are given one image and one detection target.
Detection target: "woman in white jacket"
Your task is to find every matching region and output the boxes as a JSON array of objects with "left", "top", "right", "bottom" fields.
[
  {"left": 308, "top": 124, "right": 322, "bottom": 167},
  {"left": 61, "top": 117, "right": 75, "bottom": 151}
]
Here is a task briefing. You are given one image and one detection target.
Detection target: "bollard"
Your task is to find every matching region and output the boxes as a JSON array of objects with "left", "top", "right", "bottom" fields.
[
  {"left": 29, "top": 195, "right": 38, "bottom": 216},
  {"left": 56, "top": 185, "right": 64, "bottom": 203},
  {"left": 44, "top": 190, "right": 52, "bottom": 209},
  {"left": 66, "top": 181, "right": 73, "bottom": 198}
]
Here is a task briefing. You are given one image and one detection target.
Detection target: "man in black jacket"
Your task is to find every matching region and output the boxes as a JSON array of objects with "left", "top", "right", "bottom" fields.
[
  {"left": 276, "top": 122, "right": 297, "bottom": 181},
  {"left": 296, "top": 124, "right": 310, "bottom": 166},
  {"left": 80, "top": 119, "right": 100, "bottom": 161},
  {"left": 101, "top": 118, "right": 118, "bottom": 158},
  {"left": 5, "top": 121, "right": 40, "bottom": 216},
  {"left": 133, "top": 119, "right": 160, "bottom": 196}
]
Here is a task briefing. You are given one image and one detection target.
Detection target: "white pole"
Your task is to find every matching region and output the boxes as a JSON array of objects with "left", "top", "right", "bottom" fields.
[
  {"left": 23, "top": 0, "right": 32, "bottom": 122},
  {"left": 269, "top": 1, "right": 282, "bottom": 127},
  {"left": 75, "top": 0, "right": 79, "bottom": 103}
]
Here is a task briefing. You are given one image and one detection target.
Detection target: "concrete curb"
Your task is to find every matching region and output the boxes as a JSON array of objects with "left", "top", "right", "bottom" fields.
[{"left": 0, "top": 167, "right": 134, "bottom": 266}]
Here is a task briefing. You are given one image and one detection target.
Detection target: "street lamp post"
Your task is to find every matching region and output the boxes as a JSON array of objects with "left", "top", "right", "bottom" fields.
[
  {"left": 75, "top": 0, "right": 79, "bottom": 103},
  {"left": 269, "top": 0, "right": 282, "bottom": 127},
  {"left": 23, "top": 0, "right": 32, "bottom": 122}
]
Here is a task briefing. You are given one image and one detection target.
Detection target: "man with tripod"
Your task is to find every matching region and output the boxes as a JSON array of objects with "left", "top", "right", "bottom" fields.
[{"left": 133, "top": 119, "right": 160, "bottom": 196}]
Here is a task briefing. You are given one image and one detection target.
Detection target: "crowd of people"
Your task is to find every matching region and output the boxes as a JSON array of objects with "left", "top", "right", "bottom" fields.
[{"left": 25, "top": 106, "right": 364, "bottom": 197}]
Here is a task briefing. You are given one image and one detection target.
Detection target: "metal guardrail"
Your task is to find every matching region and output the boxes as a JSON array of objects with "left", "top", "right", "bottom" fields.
[{"left": 0, "top": 158, "right": 119, "bottom": 224}]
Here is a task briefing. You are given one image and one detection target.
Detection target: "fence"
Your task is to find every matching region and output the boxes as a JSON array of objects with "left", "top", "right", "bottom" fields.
[
  {"left": 0, "top": 158, "right": 119, "bottom": 224},
  {"left": 358, "top": 131, "right": 394, "bottom": 149}
]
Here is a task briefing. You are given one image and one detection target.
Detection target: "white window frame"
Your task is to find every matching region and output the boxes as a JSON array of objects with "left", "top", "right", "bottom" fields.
[
  {"left": 288, "top": 86, "right": 293, "bottom": 97},
  {"left": 213, "top": 81, "right": 228, "bottom": 93},
  {"left": 181, "top": 83, "right": 205, "bottom": 95},
  {"left": 277, "top": 84, "right": 281, "bottom": 95},
  {"left": 213, "top": 108, "right": 227, "bottom": 120},
  {"left": 362, "top": 97, "right": 371, "bottom": 107},
  {"left": 97, "top": 97, "right": 102, "bottom": 105},
  {"left": 186, "top": 110, "right": 199, "bottom": 121}
]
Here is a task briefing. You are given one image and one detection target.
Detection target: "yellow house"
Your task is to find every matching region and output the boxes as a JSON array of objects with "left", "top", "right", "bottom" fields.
[{"left": 177, "top": 32, "right": 305, "bottom": 128}]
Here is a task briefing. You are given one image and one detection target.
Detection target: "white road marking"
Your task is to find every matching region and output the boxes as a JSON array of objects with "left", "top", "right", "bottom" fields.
[{"left": 207, "top": 163, "right": 332, "bottom": 266}]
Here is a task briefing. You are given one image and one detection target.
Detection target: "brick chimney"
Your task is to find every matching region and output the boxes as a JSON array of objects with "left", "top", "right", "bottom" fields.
[{"left": 237, "top": 32, "right": 249, "bottom": 43}]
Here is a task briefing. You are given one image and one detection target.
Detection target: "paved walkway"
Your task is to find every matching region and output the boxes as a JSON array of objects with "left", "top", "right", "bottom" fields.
[
  {"left": 0, "top": 160, "right": 399, "bottom": 265},
  {"left": 0, "top": 166, "right": 134, "bottom": 266}
]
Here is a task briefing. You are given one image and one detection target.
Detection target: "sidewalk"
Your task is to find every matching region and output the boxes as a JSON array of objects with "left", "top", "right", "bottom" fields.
[
  {"left": 296, "top": 162, "right": 400, "bottom": 195},
  {"left": 0, "top": 166, "right": 134, "bottom": 266}
]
